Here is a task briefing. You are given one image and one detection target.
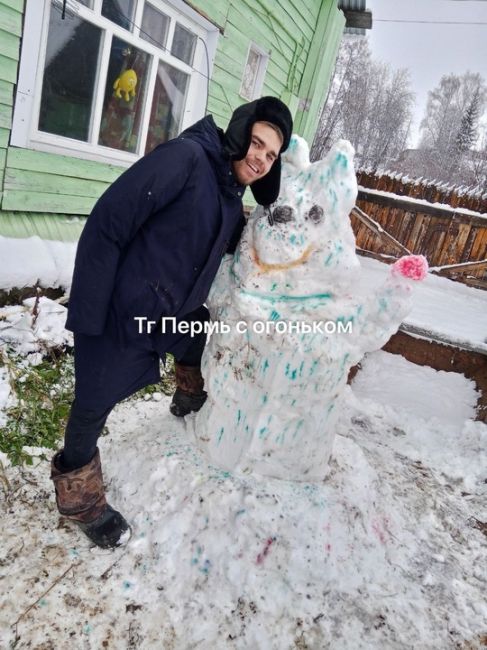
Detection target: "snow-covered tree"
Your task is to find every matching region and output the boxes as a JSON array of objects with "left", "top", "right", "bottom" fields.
[
  {"left": 470, "top": 126, "right": 487, "bottom": 192},
  {"left": 456, "top": 89, "right": 481, "bottom": 154},
  {"left": 417, "top": 72, "right": 487, "bottom": 183},
  {"left": 311, "top": 38, "right": 414, "bottom": 171}
]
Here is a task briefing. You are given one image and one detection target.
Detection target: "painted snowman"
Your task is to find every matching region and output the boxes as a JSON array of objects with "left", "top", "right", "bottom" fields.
[{"left": 193, "top": 136, "right": 428, "bottom": 481}]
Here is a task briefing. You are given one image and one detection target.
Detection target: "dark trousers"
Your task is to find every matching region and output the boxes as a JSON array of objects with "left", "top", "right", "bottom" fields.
[{"left": 63, "top": 307, "right": 209, "bottom": 470}]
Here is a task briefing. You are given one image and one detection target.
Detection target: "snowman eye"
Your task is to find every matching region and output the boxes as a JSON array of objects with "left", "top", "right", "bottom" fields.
[
  {"left": 272, "top": 205, "right": 295, "bottom": 224},
  {"left": 306, "top": 204, "right": 324, "bottom": 224}
]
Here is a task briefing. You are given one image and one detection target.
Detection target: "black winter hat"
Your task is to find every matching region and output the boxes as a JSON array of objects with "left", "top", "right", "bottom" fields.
[{"left": 223, "top": 96, "right": 293, "bottom": 206}]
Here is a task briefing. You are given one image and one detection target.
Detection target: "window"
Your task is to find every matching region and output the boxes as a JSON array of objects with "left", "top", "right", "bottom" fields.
[
  {"left": 12, "top": 0, "right": 218, "bottom": 165},
  {"left": 239, "top": 43, "right": 269, "bottom": 101}
]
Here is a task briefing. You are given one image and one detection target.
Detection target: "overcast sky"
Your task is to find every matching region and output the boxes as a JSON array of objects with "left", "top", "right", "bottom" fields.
[{"left": 365, "top": 0, "right": 487, "bottom": 146}]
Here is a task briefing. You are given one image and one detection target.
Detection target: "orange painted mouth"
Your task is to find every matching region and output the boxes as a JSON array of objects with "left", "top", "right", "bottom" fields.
[{"left": 252, "top": 245, "right": 314, "bottom": 272}]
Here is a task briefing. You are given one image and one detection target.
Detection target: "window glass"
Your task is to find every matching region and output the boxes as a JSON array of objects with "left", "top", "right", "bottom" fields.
[
  {"left": 101, "top": 0, "right": 135, "bottom": 31},
  {"left": 77, "top": 0, "right": 93, "bottom": 7},
  {"left": 171, "top": 23, "right": 196, "bottom": 66},
  {"left": 145, "top": 61, "right": 189, "bottom": 153},
  {"left": 39, "top": 3, "right": 102, "bottom": 141},
  {"left": 98, "top": 37, "right": 150, "bottom": 153},
  {"left": 140, "top": 3, "right": 169, "bottom": 49}
]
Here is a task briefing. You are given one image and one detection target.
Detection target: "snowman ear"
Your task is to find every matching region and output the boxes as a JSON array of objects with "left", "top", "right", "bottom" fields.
[
  {"left": 326, "top": 139, "right": 355, "bottom": 179},
  {"left": 281, "top": 134, "right": 310, "bottom": 171}
]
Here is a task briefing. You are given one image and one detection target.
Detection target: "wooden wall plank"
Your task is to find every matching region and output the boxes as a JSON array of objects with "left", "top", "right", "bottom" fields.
[
  {"left": 0, "top": 52, "right": 17, "bottom": 83},
  {"left": 2, "top": 189, "right": 97, "bottom": 214},
  {"left": 0, "top": 78, "right": 13, "bottom": 105},
  {"left": 0, "top": 27, "right": 19, "bottom": 61},
  {"left": 0, "top": 3, "right": 21, "bottom": 38},
  {"left": 0, "top": 100, "right": 11, "bottom": 129},
  {"left": 0, "top": 0, "right": 24, "bottom": 13},
  {"left": 190, "top": 0, "right": 228, "bottom": 29},
  {"left": 226, "top": 4, "right": 301, "bottom": 68},
  {"left": 6, "top": 147, "right": 124, "bottom": 183},
  {"left": 250, "top": 0, "right": 315, "bottom": 46},
  {"left": 0, "top": 126, "right": 8, "bottom": 147},
  {"left": 4, "top": 168, "right": 110, "bottom": 198}
]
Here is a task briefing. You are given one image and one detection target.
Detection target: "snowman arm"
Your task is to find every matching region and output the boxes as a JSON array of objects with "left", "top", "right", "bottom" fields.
[{"left": 355, "top": 255, "right": 428, "bottom": 351}]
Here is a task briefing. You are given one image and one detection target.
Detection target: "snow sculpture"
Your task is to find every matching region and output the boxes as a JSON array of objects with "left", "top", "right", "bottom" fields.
[{"left": 194, "top": 136, "right": 428, "bottom": 481}]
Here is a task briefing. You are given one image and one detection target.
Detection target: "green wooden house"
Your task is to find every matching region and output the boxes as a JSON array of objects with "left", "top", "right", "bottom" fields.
[{"left": 0, "top": 0, "right": 348, "bottom": 246}]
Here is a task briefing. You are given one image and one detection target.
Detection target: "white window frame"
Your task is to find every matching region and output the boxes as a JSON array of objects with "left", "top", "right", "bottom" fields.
[
  {"left": 239, "top": 42, "right": 269, "bottom": 102},
  {"left": 11, "top": 0, "right": 219, "bottom": 166}
]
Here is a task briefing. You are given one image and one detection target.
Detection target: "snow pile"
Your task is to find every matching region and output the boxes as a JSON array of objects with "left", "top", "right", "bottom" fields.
[
  {"left": 352, "top": 351, "right": 485, "bottom": 492},
  {"left": 0, "top": 356, "right": 485, "bottom": 648},
  {"left": 0, "top": 296, "right": 72, "bottom": 359},
  {"left": 0, "top": 235, "right": 77, "bottom": 291},
  {"left": 195, "top": 137, "right": 428, "bottom": 481}
]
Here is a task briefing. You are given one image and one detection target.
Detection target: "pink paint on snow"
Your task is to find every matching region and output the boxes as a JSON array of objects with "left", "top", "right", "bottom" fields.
[
  {"left": 392, "top": 255, "right": 429, "bottom": 281},
  {"left": 371, "top": 519, "right": 388, "bottom": 545},
  {"left": 256, "top": 537, "right": 276, "bottom": 565}
]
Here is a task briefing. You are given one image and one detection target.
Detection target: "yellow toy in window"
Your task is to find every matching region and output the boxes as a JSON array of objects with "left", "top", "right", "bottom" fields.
[{"left": 113, "top": 69, "right": 138, "bottom": 102}]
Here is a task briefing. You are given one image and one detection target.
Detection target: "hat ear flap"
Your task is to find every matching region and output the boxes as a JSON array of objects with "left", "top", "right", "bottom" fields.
[{"left": 250, "top": 157, "right": 281, "bottom": 206}]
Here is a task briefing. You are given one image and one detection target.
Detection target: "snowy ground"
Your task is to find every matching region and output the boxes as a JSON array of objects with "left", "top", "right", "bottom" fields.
[
  {"left": 1, "top": 340, "right": 486, "bottom": 648},
  {"left": 0, "top": 267, "right": 486, "bottom": 648}
]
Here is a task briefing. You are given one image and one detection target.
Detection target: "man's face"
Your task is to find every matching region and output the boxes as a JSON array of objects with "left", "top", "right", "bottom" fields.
[{"left": 232, "top": 122, "right": 282, "bottom": 186}]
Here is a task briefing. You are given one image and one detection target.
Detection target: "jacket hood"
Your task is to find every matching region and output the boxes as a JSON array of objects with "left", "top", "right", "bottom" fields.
[
  {"left": 222, "top": 96, "right": 293, "bottom": 206},
  {"left": 179, "top": 115, "right": 233, "bottom": 185}
]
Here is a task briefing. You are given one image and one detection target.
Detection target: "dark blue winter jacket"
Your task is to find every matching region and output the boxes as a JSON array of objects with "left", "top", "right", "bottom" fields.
[{"left": 65, "top": 116, "right": 246, "bottom": 344}]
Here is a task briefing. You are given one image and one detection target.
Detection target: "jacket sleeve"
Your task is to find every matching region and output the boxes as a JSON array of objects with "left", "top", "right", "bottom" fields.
[
  {"left": 66, "top": 140, "right": 196, "bottom": 335},
  {"left": 227, "top": 213, "right": 247, "bottom": 254}
]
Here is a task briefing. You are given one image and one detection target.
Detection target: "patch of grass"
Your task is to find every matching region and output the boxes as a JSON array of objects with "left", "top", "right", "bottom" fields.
[
  {"left": 1, "top": 350, "right": 74, "bottom": 466},
  {"left": 0, "top": 350, "right": 176, "bottom": 466}
]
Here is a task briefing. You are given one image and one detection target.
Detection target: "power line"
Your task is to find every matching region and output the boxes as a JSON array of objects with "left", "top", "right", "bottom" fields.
[{"left": 375, "top": 18, "right": 487, "bottom": 25}]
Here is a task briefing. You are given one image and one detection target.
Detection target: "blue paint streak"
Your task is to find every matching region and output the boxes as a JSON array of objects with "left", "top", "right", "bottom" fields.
[
  {"left": 200, "top": 559, "right": 212, "bottom": 575},
  {"left": 241, "top": 289, "right": 333, "bottom": 302},
  {"left": 217, "top": 427, "right": 225, "bottom": 445},
  {"left": 292, "top": 419, "right": 304, "bottom": 439}
]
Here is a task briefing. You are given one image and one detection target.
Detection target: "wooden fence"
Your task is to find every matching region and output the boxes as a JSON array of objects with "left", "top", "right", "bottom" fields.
[
  {"left": 351, "top": 173, "right": 487, "bottom": 289},
  {"left": 357, "top": 170, "right": 487, "bottom": 213}
]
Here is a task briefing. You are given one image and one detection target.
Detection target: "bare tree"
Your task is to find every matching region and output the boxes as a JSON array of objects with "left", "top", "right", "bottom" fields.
[{"left": 311, "top": 37, "right": 414, "bottom": 171}]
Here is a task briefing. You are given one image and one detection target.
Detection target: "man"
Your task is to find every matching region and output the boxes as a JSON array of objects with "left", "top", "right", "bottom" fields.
[{"left": 50, "top": 97, "right": 293, "bottom": 549}]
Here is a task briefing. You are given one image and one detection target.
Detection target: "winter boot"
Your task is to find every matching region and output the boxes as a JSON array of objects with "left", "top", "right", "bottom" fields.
[
  {"left": 169, "top": 363, "right": 207, "bottom": 417},
  {"left": 51, "top": 448, "right": 130, "bottom": 549}
]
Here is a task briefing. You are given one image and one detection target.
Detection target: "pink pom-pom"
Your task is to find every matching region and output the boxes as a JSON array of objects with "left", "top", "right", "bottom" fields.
[{"left": 392, "top": 255, "right": 428, "bottom": 281}]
